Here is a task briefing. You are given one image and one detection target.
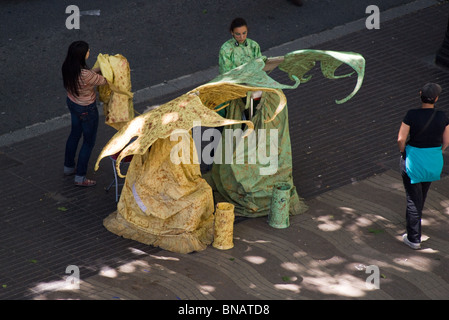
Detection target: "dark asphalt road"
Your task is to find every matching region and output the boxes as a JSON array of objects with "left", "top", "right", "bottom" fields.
[{"left": 0, "top": 0, "right": 422, "bottom": 135}]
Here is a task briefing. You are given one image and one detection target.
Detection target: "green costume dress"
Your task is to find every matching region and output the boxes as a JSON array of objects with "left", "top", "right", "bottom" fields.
[
  {"left": 213, "top": 48, "right": 365, "bottom": 218},
  {"left": 218, "top": 38, "right": 262, "bottom": 74},
  {"left": 213, "top": 38, "right": 306, "bottom": 217}
]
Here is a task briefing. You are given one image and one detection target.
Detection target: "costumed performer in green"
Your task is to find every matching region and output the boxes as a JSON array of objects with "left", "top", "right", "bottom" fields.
[
  {"left": 219, "top": 17, "right": 262, "bottom": 75},
  {"left": 211, "top": 17, "right": 307, "bottom": 218}
]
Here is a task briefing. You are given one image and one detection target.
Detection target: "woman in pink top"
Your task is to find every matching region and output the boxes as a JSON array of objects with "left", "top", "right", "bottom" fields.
[{"left": 62, "top": 41, "right": 107, "bottom": 187}]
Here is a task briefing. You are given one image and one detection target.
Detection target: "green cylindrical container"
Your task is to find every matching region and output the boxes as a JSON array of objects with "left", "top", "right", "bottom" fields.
[{"left": 268, "top": 182, "right": 291, "bottom": 228}]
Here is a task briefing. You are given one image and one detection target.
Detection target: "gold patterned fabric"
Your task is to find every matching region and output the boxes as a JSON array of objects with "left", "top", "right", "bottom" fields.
[
  {"left": 95, "top": 49, "right": 366, "bottom": 253},
  {"left": 93, "top": 53, "right": 134, "bottom": 130},
  {"left": 103, "top": 134, "right": 215, "bottom": 254},
  {"left": 95, "top": 85, "right": 271, "bottom": 253}
]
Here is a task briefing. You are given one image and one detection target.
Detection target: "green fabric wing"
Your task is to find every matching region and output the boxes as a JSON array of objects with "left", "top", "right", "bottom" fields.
[
  {"left": 278, "top": 49, "right": 366, "bottom": 104},
  {"left": 210, "top": 57, "right": 301, "bottom": 90},
  {"left": 210, "top": 49, "right": 365, "bottom": 105}
]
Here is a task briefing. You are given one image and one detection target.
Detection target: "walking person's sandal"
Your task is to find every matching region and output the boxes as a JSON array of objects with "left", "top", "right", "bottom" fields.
[{"left": 74, "top": 178, "right": 96, "bottom": 187}]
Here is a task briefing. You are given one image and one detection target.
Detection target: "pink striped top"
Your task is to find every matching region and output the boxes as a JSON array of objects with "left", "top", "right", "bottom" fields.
[{"left": 67, "top": 69, "right": 107, "bottom": 106}]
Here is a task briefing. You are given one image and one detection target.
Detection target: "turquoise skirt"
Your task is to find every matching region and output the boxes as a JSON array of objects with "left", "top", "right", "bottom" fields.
[{"left": 405, "top": 145, "right": 443, "bottom": 184}]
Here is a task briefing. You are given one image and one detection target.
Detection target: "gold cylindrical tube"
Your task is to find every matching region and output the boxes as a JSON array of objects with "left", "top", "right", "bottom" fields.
[{"left": 212, "top": 202, "right": 235, "bottom": 250}]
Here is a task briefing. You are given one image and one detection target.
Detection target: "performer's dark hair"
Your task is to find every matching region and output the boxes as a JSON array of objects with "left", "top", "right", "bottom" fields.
[{"left": 229, "top": 18, "right": 247, "bottom": 32}]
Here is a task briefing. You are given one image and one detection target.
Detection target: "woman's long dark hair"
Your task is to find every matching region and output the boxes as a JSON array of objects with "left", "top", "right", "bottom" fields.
[{"left": 62, "top": 41, "right": 89, "bottom": 96}]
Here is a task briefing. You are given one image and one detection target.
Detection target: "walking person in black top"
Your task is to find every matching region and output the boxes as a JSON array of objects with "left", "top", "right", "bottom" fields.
[{"left": 397, "top": 83, "right": 449, "bottom": 249}]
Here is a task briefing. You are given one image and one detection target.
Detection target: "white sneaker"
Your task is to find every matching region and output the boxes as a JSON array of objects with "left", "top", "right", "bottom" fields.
[{"left": 402, "top": 234, "right": 421, "bottom": 250}]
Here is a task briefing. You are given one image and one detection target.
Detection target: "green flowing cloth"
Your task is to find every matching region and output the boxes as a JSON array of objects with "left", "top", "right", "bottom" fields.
[
  {"left": 210, "top": 93, "right": 304, "bottom": 217},
  {"left": 209, "top": 49, "right": 365, "bottom": 217}
]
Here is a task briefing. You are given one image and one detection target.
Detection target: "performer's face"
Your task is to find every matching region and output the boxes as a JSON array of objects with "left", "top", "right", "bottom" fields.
[{"left": 232, "top": 26, "right": 248, "bottom": 44}]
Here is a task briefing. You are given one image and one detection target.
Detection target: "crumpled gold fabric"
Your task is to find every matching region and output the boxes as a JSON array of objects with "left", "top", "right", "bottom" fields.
[
  {"left": 95, "top": 49, "right": 366, "bottom": 253},
  {"left": 95, "top": 84, "right": 278, "bottom": 253},
  {"left": 93, "top": 53, "right": 134, "bottom": 130},
  {"left": 94, "top": 84, "right": 284, "bottom": 177},
  {"left": 104, "top": 133, "right": 215, "bottom": 254}
]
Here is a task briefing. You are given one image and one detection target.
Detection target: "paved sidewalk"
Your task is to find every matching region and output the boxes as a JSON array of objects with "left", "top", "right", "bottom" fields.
[
  {"left": 1, "top": 1, "right": 449, "bottom": 301},
  {"left": 30, "top": 171, "right": 449, "bottom": 300}
]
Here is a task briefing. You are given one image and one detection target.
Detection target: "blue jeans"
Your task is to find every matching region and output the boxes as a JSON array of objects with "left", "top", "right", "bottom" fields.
[{"left": 64, "top": 97, "right": 99, "bottom": 178}]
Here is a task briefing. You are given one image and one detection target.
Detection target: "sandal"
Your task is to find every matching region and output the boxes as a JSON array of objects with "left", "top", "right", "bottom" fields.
[{"left": 74, "top": 178, "right": 96, "bottom": 187}]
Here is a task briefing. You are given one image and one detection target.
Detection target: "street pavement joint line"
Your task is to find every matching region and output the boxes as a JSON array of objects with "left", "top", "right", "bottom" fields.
[
  {"left": 315, "top": 188, "right": 449, "bottom": 254},
  {"left": 83, "top": 278, "right": 142, "bottom": 300},
  {"left": 362, "top": 174, "right": 449, "bottom": 216},
  {"left": 142, "top": 269, "right": 215, "bottom": 300},
  {"left": 317, "top": 175, "right": 449, "bottom": 228},
  {"left": 141, "top": 257, "right": 217, "bottom": 300},
  {"left": 299, "top": 207, "right": 449, "bottom": 298},
  {"left": 316, "top": 189, "right": 403, "bottom": 223},
  {"left": 182, "top": 248, "right": 304, "bottom": 300},
  {"left": 236, "top": 222, "right": 393, "bottom": 299}
]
